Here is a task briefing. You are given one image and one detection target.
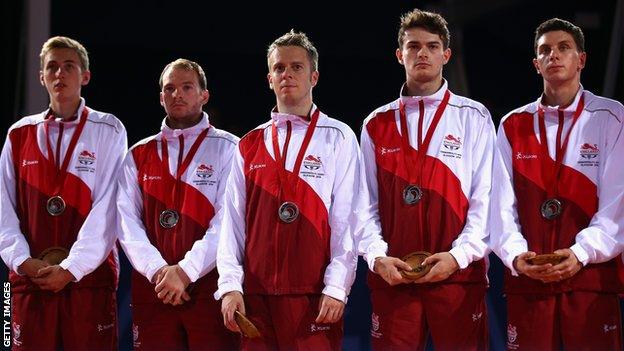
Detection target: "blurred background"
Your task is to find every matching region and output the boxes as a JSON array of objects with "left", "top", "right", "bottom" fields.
[{"left": 2, "top": 0, "right": 623, "bottom": 350}]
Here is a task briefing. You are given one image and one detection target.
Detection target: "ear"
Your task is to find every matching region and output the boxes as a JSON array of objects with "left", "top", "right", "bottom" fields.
[
  {"left": 310, "top": 70, "right": 319, "bottom": 88},
  {"left": 201, "top": 89, "right": 210, "bottom": 105},
  {"left": 39, "top": 70, "right": 45, "bottom": 87},
  {"left": 159, "top": 92, "right": 165, "bottom": 108},
  {"left": 267, "top": 72, "right": 274, "bottom": 90},
  {"left": 81, "top": 70, "right": 91, "bottom": 86},
  {"left": 532, "top": 58, "right": 541, "bottom": 74},
  {"left": 396, "top": 47, "right": 404, "bottom": 65},
  {"left": 577, "top": 51, "right": 586, "bottom": 71},
  {"left": 441, "top": 47, "right": 452, "bottom": 65}
]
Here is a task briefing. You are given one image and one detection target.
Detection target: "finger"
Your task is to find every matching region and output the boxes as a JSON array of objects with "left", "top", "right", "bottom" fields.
[
  {"left": 394, "top": 260, "right": 412, "bottom": 271},
  {"left": 182, "top": 292, "right": 191, "bottom": 302},
  {"left": 154, "top": 280, "right": 166, "bottom": 293},
  {"left": 315, "top": 303, "right": 329, "bottom": 323},
  {"left": 36, "top": 266, "right": 53, "bottom": 278}
]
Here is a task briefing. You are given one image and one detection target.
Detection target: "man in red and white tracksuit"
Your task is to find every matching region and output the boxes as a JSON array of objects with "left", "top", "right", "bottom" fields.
[
  {"left": 116, "top": 59, "right": 239, "bottom": 350},
  {"left": 490, "top": 18, "right": 624, "bottom": 351},
  {"left": 356, "top": 9, "right": 494, "bottom": 351},
  {"left": 217, "top": 31, "right": 360, "bottom": 350},
  {"left": 0, "top": 36, "right": 125, "bottom": 350}
]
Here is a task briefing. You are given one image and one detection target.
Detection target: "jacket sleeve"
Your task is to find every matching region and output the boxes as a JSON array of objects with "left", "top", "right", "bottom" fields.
[
  {"left": 0, "top": 131, "right": 32, "bottom": 273},
  {"left": 355, "top": 121, "right": 388, "bottom": 271},
  {"left": 449, "top": 111, "right": 494, "bottom": 269},
  {"left": 489, "top": 119, "right": 528, "bottom": 275},
  {"left": 571, "top": 106, "right": 624, "bottom": 265},
  {"left": 322, "top": 129, "right": 361, "bottom": 303},
  {"left": 214, "top": 147, "right": 247, "bottom": 300},
  {"left": 178, "top": 141, "right": 238, "bottom": 283},
  {"left": 116, "top": 148, "right": 168, "bottom": 283}
]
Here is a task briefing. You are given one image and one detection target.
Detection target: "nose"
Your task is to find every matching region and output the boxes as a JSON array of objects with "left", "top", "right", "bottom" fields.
[
  {"left": 172, "top": 88, "right": 182, "bottom": 98},
  {"left": 54, "top": 67, "right": 65, "bottom": 78},
  {"left": 548, "top": 48, "right": 560, "bottom": 61},
  {"left": 280, "top": 67, "right": 294, "bottom": 78},
  {"left": 417, "top": 47, "right": 428, "bottom": 59}
]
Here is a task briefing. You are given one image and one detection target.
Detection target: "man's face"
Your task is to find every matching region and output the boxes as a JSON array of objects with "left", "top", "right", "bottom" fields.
[
  {"left": 40, "top": 48, "right": 90, "bottom": 104},
  {"left": 396, "top": 27, "right": 451, "bottom": 85},
  {"left": 267, "top": 46, "right": 318, "bottom": 109},
  {"left": 533, "top": 30, "right": 586, "bottom": 85},
  {"left": 159, "top": 67, "right": 209, "bottom": 122}
]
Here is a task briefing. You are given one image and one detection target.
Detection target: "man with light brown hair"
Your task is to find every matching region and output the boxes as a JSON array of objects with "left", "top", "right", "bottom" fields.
[
  {"left": 117, "top": 58, "right": 240, "bottom": 350},
  {"left": 216, "top": 30, "right": 362, "bottom": 350},
  {"left": 357, "top": 8, "right": 494, "bottom": 350},
  {"left": 0, "top": 36, "right": 126, "bottom": 350}
]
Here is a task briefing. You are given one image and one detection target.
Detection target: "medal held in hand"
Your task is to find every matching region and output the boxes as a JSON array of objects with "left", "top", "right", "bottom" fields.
[
  {"left": 38, "top": 246, "right": 70, "bottom": 265},
  {"left": 398, "top": 91, "right": 450, "bottom": 206},
  {"left": 158, "top": 128, "right": 210, "bottom": 229},
  {"left": 271, "top": 108, "right": 320, "bottom": 223},
  {"left": 400, "top": 251, "right": 433, "bottom": 280},
  {"left": 43, "top": 108, "right": 89, "bottom": 217},
  {"left": 234, "top": 311, "right": 261, "bottom": 338}
]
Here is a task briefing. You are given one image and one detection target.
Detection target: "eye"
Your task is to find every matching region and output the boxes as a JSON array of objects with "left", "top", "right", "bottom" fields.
[
  {"left": 428, "top": 43, "right": 440, "bottom": 50},
  {"left": 163, "top": 86, "right": 174, "bottom": 93},
  {"left": 293, "top": 64, "right": 303, "bottom": 71}
]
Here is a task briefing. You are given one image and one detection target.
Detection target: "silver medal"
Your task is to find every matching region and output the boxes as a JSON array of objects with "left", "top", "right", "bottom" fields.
[
  {"left": 278, "top": 202, "right": 299, "bottom": 223},
  {"left": 159, "top": 209, "right": 180, "bottom": 228},
  {"left": 402, "top": 185, "right": 423, "bottom": 205},
  {"left": 47, "top": 196, "right": 66, "bottom": 216},
  {"left": 540, "top": 198, "right": 562, "bottom": 220}
]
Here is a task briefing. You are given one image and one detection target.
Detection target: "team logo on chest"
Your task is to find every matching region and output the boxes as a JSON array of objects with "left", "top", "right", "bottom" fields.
[
  {"left": 440, "top": 134, "right": 463, "bottom": 159},
  {"left": 301, "top": 154, "right": 325, "bottom": 179},
  {"left": 578, "top": 143, "right": 599, "bottom": 167},
  {"left": 193, "top": 164, "right": 217, "bottom": 186},
  {"left": 75, "top": 150, "right": 96, "bottom": 172}
]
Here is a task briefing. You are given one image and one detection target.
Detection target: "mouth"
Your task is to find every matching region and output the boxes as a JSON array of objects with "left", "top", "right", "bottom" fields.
[
  {"left": 547, "top": 65, "right": 564, "bottom": 71},
  {"left": 53, "top": 82, "right": 66, "bottom": 90},
  {"left": 415, "top": 62, "right": 430, "bottom": 68}
]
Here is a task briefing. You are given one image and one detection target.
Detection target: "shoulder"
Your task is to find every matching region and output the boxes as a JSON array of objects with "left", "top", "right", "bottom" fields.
[
  {"left": 447, "top": 93, "right": 491, "bottom": 120},
  {"left": 583, "top": 91, "right": 624, "bottom": 123},
  {"left": 363, "top": 100, "right": 399, "bottom": 127},
  {"left": 85, "top": 108, "right": 126, "bottom": 134},
  {"left": 208, "top": 127, "right": 240, "bottom": 146}
]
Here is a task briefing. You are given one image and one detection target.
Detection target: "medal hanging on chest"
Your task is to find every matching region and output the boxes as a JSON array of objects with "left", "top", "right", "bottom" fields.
[
  {"left": 43, "top": 108, "right": 89, "bottom": 216},
  {"left": 398, "top": 90, "right": 450, "bottom": 205},
  {"left": 158, "top": 128, "right": 210, "bottom": 229},
  {"left": 271, "top": 109, "right": 320, "bottom": 223},
  {"left": 537, "top": 94, "right": 584, "bottom": 220}
]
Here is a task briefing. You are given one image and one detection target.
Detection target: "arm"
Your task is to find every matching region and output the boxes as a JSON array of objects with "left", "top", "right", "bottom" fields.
[
  {"left": 489, "top": 120, "right": 529, "bottom": 276},
  {"left": 215, "top": 148, "right": 247, "bottom": 330},
  {"left": 447, "top": 112, "right": 495, "bottom": 269},
  {"left": 116, "top": 150, "right": 167, "bottom": 283},
  {"left": 0, "top": 133, "right": 35, "bottom": 274},
  {"left": 569, "top": 111, "right": 624, "bottom": 265}
]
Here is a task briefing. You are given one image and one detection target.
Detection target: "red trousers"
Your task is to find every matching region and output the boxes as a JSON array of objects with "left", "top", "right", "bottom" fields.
[
  {"left": 370, "top": 283, "right": 488, "bottom": 351},
  {"left": 241, "top": 294, "right": 343, "bottom": 351},
  {"left": 11, "top": 288, "right": 117, "bottom": 351},
  {"left": 506, "top": 291, "right": 622, "bottom": 351},
  {"left": 131, "top": 297, "right": 240, "bottom": 351}
]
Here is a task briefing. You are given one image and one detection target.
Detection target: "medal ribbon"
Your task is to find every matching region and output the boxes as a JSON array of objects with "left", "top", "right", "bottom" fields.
[
  {"left": 271, "top": 108, "right": 320, "bottom": 202},
  {"left": 398, "top": 90, "right": 450, "bottom": 186},
  {"left": 160, "top": 127, "right": 210, "bottom": 211},
  {"left": 537, "top": 93, "right": 585, "bottom": 199},
  {"left": 44, "top": 107, "right": 89, "bottom": 196}
]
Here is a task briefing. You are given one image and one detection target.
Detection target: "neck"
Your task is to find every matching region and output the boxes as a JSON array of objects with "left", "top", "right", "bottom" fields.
[
  {"left": 166, "top": 112, "right": 203, "bottom": 130},
  {"left": 405, "top": 76, "right": 443, "bottom": 97},
  {"left": 49, "top": 97, "right": 81, "bottom": 120},
  {"left": 276, "top": 99, "right": 313, "bottom": 117},
  {"left": 541, "top": 79, "right": 581, "bottom": 108}
]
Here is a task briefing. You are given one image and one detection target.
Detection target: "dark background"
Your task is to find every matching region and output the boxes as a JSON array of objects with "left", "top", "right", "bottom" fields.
[{"left": 2, "top": 1, "right": 623, "bottom": 350}]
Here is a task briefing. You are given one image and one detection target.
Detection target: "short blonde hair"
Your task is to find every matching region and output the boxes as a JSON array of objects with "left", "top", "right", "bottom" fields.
[
  {"left": 267, "top": 30, "right": 319, "bottom": 71},
  {"left": 40, "top": 36, "right": 89, "bottom": 71},
  {"left": 159, "top": 58, "right": 208, "bottom": 90}
]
